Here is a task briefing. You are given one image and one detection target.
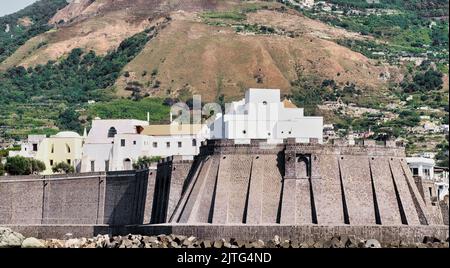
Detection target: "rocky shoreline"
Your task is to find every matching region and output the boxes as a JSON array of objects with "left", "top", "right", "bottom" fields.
[{"left": 1, "top": 227, "right": 448, "bottom": 248}]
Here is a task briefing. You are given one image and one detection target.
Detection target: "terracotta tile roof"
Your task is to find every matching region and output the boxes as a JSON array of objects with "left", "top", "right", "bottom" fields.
[
  {"left": 282, "top": 99, "right": 298, "bottom": 108},
  {"left": 141, "top": 124, "right": 205, "bottom": 136}
]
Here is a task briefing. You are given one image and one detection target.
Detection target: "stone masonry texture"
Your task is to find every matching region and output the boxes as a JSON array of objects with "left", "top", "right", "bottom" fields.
[{"left": 1, "top": 139, "right": 448, "bottom": 243}]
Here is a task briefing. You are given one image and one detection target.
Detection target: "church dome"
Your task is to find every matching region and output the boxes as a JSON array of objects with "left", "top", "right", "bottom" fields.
[{"left": 53, "top": 131, "right": 81, "bottom": 138}]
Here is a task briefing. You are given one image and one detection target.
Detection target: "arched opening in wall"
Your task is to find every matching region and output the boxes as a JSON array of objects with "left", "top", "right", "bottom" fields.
[
  {"left": 108, "top": 127, "right": 117, "bottom": 138},
  {"left": 123, "top": 158, "right": 132, "bottom": 170},
  {"left": 295, "top": 153, "right": 317, "bottom": 223},
  {"left": 296, "top": 154, "right": 311, "bottom": 178}
]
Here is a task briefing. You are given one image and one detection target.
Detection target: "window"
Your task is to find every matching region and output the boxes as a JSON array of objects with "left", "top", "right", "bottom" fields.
[
  {"left": 50, "top": 160, "right": 54, "bottom": 166},
  {"left": 178, "top": 141, "right": 182, "bottom": 148},
  {"left": 90, "top": 161, "right": 95, "bottom": 172},
  {"left": 263, "top": 101, "right": 267, "bottom": 105},
  {"left": 32, "top": 144, "right": 38, "bottom": 152},
  {"left": 108, "top": 127, "right": 117, "bottom": 138},
  {"left": 412, "top": 168, "right": 419, "bottom": 176},
  {"left": 105, "top": 160, "right": 110, "bottom": 172},
  {"left": 243, "top": 130, "right": 247, "bottom": 134},
  {"left": 67, "top": 159, "right": 71, "bottom": 165},
  {"left": 192, "top": 139, "right": 197, "bottom": 147},
  {"left": 51, "top": 144, "right": 54, "bottom": 153},
  {"left": 133, "top": 140, "right": 137, "bottom": 145},
  {"left": 66, "top": 144, "right": 71, "bottom": 153},
  {"left": 166, "top": 142, "right": 171, "bottom": 148},
  {"left": 153, "top": 142, "right": 158, "bottom": 148},
  {"left": 121, "top": 139, "right": 126, "bottom": 147}
]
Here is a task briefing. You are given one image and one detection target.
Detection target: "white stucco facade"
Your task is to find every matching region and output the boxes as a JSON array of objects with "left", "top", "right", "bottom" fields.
[
  {"left": 9, "top": 132, "right": 84, "bottom": 175},
  {"left": 80, "top": 119, "right": 149, "bottom": 172},
  {"left": 406, "top": 157, "right": 449, "bottom": 201},
  {"left": 406, "top": 157, "right": 435, "bottom": 180},
  {"left": 9, "top": 135, "right": 46, "bottom": 158},
  {"left": 111, "top": 124, "right": 210, "bottom": 170},
  {"left": 81, "top": 119, "right": 209, "bottom": 172},
  {"left": 211, "top": 88, "right": 323, "bottom": 144}
]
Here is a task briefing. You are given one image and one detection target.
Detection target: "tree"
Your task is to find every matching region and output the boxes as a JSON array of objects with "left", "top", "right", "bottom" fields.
[
  {"left": 5, "top": 156, "right": 32, "bottom": 175},
  {"left": 403, "top": 68, "right": 444, "bottom": 93},
  {"left": 57, "top": 108, "right": 82, "bottom": 133},
  {"left": 132, "top": 156, "right": 161, "bottom": 169},
  {"left": 52, "top": 162, "right": 75, "bottom": 174},
  {"left": 436, "top": 155, "right": 449, "bottom": 168},
  {"left": 30, "top": 159, "right": 46, "bottom": 174},
  {"left": 0, "top": 161, "right": 5, "bottom": 176},
  {"left": 4, "top": 156, "right": 46, "bottom": 175},
  {"left": 413, "top": 69, "right": 443, "bottom": 91}
]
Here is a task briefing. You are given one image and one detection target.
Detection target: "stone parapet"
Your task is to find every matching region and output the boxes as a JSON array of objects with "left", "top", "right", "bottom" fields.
[{"left": 202, "top": 139, "right": 406, "bottom": 157}]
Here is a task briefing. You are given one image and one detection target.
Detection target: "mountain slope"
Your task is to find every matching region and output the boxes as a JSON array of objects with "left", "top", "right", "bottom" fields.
[
  {"left": 1, "top": 0, "right": 401, "bottom": 102},
  {"left": 0, "top": 0, "right": 447, "bottom": 148},
  {"left": 117, "top": 10, "right": 396, "bottom": 101},
  {"left": 0, "top": 0, "right": 68, "bottom": 63}
]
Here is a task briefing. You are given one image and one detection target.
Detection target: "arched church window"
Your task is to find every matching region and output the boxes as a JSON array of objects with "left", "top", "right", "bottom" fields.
[{"left": 108, "top": 127, "right": 117, "bottom": 138}]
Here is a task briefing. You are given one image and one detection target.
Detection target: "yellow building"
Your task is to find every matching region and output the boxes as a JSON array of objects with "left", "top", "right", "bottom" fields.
[{"left": 35, "top": 131, "right": 84, "bottom": 175}]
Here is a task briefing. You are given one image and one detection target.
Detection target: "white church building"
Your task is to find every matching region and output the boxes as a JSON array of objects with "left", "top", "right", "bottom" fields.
[
  {"left": 80, "top": 119, "right": 149, "bottom": 172},
  {"left": 210, "top": 88, "right": 323, "bottom": 144}
]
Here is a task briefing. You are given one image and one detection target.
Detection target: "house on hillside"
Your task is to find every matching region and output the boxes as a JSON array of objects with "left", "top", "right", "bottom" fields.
[{"left": 407, "top": 157, "right": 449, "bottom": 201}]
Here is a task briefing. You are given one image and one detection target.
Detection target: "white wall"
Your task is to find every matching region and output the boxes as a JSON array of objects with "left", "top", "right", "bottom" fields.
[
  {"left": 9, "top": 135, "right": 46, "bottom": 158},
  {"left": 214, "top": 89, "right": 323, "bottom": 144},
  {"left": 245, "top": 88, "right": 280, "bottom": 104},
  {"left": 407, "top": 157, "right": 435, "bottom": 180},
  {"left": 81, "top": 119, "right": 149, "bottom": 172},
  {"left": 81, "top": 143, "right": 113, "bottom": 172},
  {"left": 103, "top": 128, "right": 208, "bottom": 171},
  {"left": 276, "top": 117, "right": 323, "bottom": 142},
  {"left": 86, "top": 119, "right": 148, "bottom": 144}
]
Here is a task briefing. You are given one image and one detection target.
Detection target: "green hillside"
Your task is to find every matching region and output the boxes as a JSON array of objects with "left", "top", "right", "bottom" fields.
[
  {"left": 0, "top": 28, "right": 169, "bottom": 139},
  {"left": 0, "top": 0, "right": 68, "bottom": 63}
]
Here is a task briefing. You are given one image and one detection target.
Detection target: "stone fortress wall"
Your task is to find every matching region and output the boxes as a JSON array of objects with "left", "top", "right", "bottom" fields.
[
  {"left": 1, "top": 139, "right": 449, "bottom": 242},
  {"left": 0, "top": 170, "right": 150, "bottom": 226},
  {"left": 153, "top": 139, "right": 448, "bottom": 227}
]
